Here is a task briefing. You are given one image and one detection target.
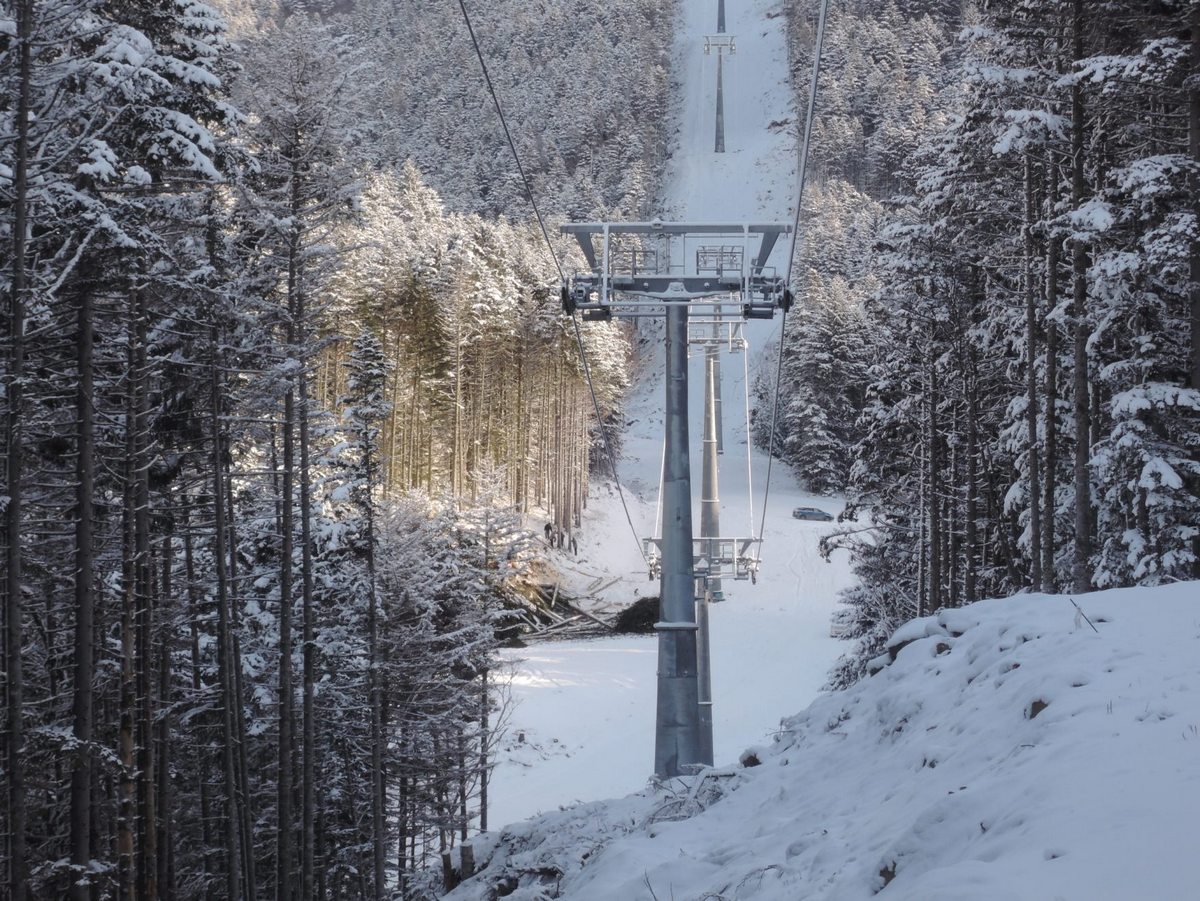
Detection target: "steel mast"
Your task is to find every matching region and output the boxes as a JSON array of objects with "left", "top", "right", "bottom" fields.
[{"left": 561, "top": 222, "right": 792, "bottom": 777}]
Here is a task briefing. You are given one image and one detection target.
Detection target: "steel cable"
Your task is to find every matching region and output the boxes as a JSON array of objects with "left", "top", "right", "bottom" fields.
[{"left": 456, "top": 0, "right": 564, "bottom": 282}]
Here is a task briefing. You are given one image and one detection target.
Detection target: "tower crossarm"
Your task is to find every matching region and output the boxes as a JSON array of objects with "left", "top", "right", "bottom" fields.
[
  {"left": 643, "top": 536, "right": 762, "bottom": 583},
  {"left": 560, "top": 221, "right": 793, "bottom": 318},
  {"left": 704, "top": 35, "right": 736, "bottom": 55}
]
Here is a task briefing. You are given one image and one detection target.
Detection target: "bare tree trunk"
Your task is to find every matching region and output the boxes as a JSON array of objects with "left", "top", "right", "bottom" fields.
[
  {"left": 407, "top": 370, "right": 420, "bottom": 490},
  {"left": 457, "top": 729, "right": 468, "bottom": 843},
  {"left": 948, "top": 402, "right": 961, "bottom": 606},
  {"left": 1024, "top": 156, "right": 1043, "bottom": 591},
  {"left": 453, "top": 314, "right": 464, "bottom": 498},
  {"left": 1189, "top": 4, "right": 1200, "bottom": 577},
  {"left": 516, "top": 352, "right": 526, "bottom": 510},
  {"left": 118, "top": 295, "right": 139, "bottom": 901},
  {"left": 210, "top": 328, "right": 243, "bottom": 900},
  {"left": 182, "top": 508, "right": 215, "bottom": 896},
  {"left": 478, "top": 669, "right": 489, "bottom": 834},
  {"left": 1070, "top": 0, "right": 1093, "bottom": 594},
  {"left": 316, "top": 754, "right": 329, "bottom": 901},
  {"left": 434, "top": 732, "right": 447, "bottom": 856},
  {"left": 927, "top": 350, "right": 942, "bottom": 613},
  {"left": 5, "top": 4, "right": 33, "bottom": 897},
  {"left": 69, "top": 281, "right": 96, "bottom": 900},
  {"left": 538, "top": 362, "right": 549, "bottom": 509},
  {"left": 577, "top": 385, "right": 586, "bottom": 525},
  {"left": 1043, "top": 161, "right": 1061, "bottom": 589},
  {"left": 555, "top": 356, "right": 566, "bottom": 535},
  {"left": 300, "top": 303, "right": 319, "bottom": 901},
  {"left": 365, "top": 437, "right": 387, "bottom": 899},
  {"left": 224, "top": 471, "right": 257, "bottom": 900},
  {"left": 964, "top": 347, "right": 979, "bottom": 605},
  {"left": 134, "top": 289, "right": 159, "bottom": 901},
  {"left": 278, "top": 236, "right": 298, "bottom": 901},
  {"left": 582, "top": 399, "right": 591, "bottom": 514},
  {"left": 387, "top": 329, "right": 403, "bottom": 496},
  {"left": 157, "top": 533, "right": 175, "bottom": 900},
  {"left": 917, "top": 435, "right": 927, "bottom": 618}
]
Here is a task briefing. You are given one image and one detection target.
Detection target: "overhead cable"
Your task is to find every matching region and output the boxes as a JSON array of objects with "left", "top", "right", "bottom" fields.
[{"left": 455, "top": 0, "right": 564, "bottom": 282}]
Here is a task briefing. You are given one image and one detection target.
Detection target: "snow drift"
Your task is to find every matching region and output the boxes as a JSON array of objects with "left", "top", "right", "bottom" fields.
[{"left": 438, "top": 581, "right": 1200, "bottom": 900}]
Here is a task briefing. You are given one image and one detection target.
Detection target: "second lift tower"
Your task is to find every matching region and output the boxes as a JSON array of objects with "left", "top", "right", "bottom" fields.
[
  {"left": 561, "top": 222, "right": 792, "bottom": 778},
  {"left": 705, "top": 33, "right": 735, "bottom": 153}
]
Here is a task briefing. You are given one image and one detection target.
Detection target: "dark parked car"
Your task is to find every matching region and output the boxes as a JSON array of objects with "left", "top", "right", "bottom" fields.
[{"left": 792, "top": 506, "right": 834, "bottom": 522}]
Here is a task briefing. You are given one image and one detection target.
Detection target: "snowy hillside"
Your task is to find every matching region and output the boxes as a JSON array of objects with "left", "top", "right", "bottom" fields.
[{"left": 441, "top": 581, "right": 1200, "bottom": 900}]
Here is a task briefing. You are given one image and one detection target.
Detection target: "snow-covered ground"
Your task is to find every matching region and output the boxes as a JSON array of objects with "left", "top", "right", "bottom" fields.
[
  {"left": 452, "top": 581, "right": 1200, "bottom": 900},
  {"left": 487, "top": 0, "right": 856, "bottom": 829}
]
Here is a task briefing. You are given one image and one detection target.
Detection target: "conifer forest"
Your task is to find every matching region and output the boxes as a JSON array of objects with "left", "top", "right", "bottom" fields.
[{"left": 2, "top": 0, "right": 1199, "bottom": 899}]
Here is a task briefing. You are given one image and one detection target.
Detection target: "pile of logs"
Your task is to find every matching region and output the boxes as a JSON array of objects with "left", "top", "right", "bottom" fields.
[{"left": 504, "top": 579, "right": 621, "bottom": 643}]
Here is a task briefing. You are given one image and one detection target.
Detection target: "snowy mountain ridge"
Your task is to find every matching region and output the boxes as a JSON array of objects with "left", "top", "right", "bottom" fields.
[{"left": 440, "top": 580, "right": 1200, "bottom": 900}]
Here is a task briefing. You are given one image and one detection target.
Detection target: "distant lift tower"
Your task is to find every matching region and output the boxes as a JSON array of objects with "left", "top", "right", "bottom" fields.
[
  {"left": 704, "top": 34, "right": 735, "bottom": 153},
  {"left": 562, "top": 222, "right": 793, "bottom": 778}
]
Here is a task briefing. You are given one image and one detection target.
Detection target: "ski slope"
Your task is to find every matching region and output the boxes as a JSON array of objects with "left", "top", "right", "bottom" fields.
[{"left": 488, "top": 0, "right": 854, "bottom": 830}]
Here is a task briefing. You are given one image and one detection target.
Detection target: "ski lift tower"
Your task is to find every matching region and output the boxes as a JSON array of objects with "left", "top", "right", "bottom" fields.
[
  {"left": 704, "top": 35, "right": 735, "bottom": 153},
  {"left": 561, "top": 221, "right": 793, "bottom": 778}
]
